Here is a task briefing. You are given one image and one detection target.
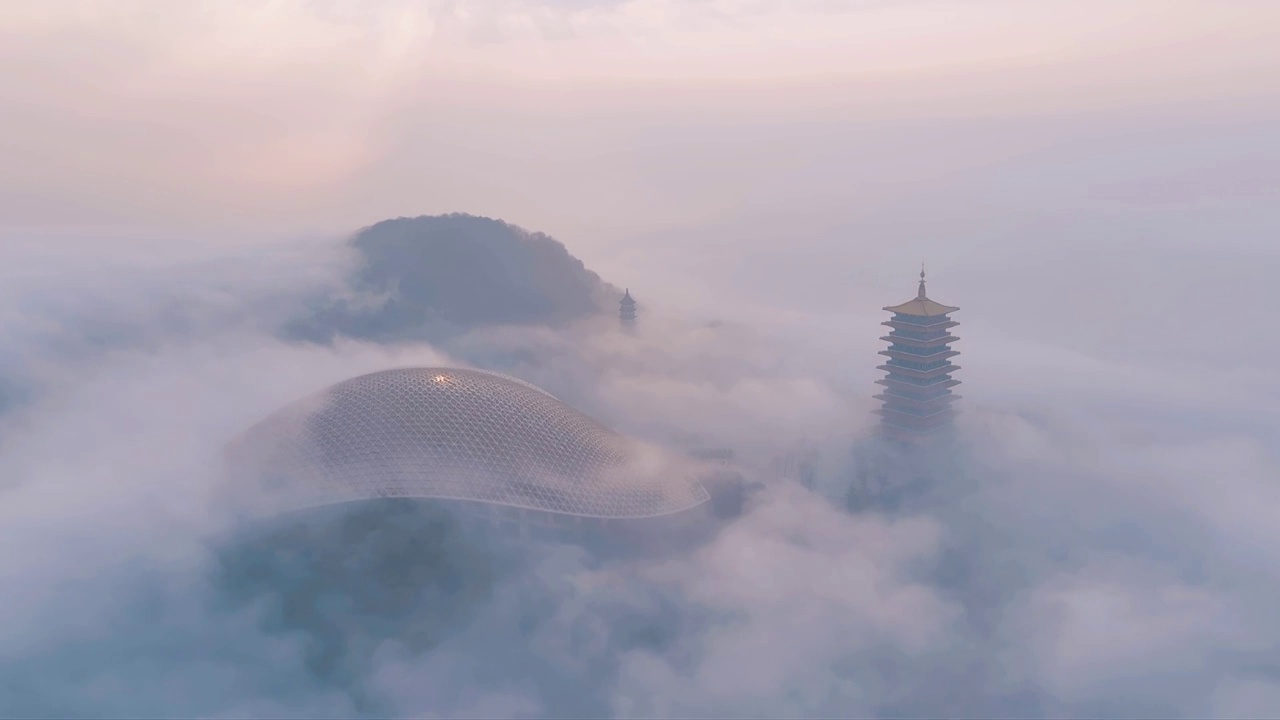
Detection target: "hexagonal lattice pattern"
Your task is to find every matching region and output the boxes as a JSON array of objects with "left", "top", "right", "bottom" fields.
[{"left": 228, "top": 367, "right": 710, "bottom": 518}]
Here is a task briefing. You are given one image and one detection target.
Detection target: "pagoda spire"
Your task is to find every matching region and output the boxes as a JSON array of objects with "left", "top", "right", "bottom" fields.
[
  {"left": 620, "top": 288, "right": 637, "bottom": 332},
  {"left": 872, "top": 268, "right": 961, "bottom": 444}
]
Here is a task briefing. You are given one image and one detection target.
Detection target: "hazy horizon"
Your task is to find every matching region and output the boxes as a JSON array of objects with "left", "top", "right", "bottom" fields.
[{"left": 5, "top": 1, "right": 1278, "bottom": 333}]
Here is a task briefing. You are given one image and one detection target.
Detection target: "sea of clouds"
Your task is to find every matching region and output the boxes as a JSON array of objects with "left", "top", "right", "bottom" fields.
[{"left": 0, "top": 227, "right": 1278, "bottom": 719}]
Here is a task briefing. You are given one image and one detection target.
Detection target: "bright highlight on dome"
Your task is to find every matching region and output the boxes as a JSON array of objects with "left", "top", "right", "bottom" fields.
[{"left": 227, "top": 367, "right": 711, "bottom": 520}]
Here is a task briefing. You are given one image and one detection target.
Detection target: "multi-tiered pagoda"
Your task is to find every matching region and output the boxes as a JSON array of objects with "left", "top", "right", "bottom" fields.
[
  {"left": 873, "top": 268, "right": 961, "bottom": 443},
  {"left": 620, "top": 289, "right": 637, "bottom": 332}
]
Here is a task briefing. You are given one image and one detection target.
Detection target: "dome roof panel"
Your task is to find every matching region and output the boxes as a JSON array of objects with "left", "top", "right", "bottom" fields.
[{"left": 228, "top": 367, "right": 709, "bottom": 518}]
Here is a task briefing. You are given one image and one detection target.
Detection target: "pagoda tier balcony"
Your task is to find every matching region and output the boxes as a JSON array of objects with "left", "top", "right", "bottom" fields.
[
  {"left": 875, "top": 404, "right": 957, "bottom": 420},
  {"left": 883, "top": 322, "right": 955, "bottom": 337},
  {"left": 874, "top": 408, "right": 955, "bottom": 430},
  {"left": 874, "top": 392, "right": 960, "bottom": 409},
  {"left": 881, "top": 357, "right": 956, "bottom": 372},
  {"left": 875, "top": 416, "right": 955, "bottom": 436},
  {"left": 877, "top": 406, "right": 955, "bottom": 424},
  {"left": 876, "top": 376, "right": 961, "bottom": 390},
  {"left": 876, "top": 381, "right": 958, "bottom": 397},
  {"left": 889, "top": 311, "right": 957, "bottom": 325},
  {"left": 879, "top": 421, "right": 951, "bottom": 443},
  {"left": 879, "top": 347, "right": 961, "bottom": 362},
  {"left": 883, "top": 316, "right": 957, "bottom": 329},
  {"left": 875, "top": 388, "right": 958, "bottom": 404},
  {"left": 879, "top": 333, "right": 959, "bottom": 348},
  {"left": 876, "top": 362, "right": 960, "bottom": 380}
]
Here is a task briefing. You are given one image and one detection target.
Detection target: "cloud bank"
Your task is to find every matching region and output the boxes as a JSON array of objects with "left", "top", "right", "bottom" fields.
[{"left": 0, "top": 211, "right": 1276, "bottom": 719}]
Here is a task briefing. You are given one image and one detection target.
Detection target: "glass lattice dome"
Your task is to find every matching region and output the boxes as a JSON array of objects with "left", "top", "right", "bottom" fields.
[{"left": 227, "top": 367, "right": 711, "bottom": 519}]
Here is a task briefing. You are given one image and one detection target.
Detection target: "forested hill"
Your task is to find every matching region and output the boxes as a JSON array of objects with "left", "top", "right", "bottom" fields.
[{"left": 287, "top": 214, "right": 618, "bottom": 343}]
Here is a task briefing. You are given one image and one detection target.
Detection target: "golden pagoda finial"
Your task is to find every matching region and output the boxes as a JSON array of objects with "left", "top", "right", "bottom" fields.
[{"left": 917, "top": 263, "right": 927, "bottom": 299}]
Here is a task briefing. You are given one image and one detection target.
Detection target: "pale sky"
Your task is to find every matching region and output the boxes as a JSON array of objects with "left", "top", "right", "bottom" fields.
[{"left": 3, "top": 0, "right": 1276, "bottom": 231}]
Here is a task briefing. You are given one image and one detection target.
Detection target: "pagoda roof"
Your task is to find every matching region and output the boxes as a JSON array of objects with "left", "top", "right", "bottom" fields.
[
  {"left": 883, "top": 297, "right": 958, "bottom": 316},
  {"left": 883, "top": 268, "right": 957, "bottom": 317}
]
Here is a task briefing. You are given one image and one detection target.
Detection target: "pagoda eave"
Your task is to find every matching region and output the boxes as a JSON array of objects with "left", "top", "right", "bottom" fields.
[
  {"left": 878, "top": 335, "right": 959, "bottom": 347},
  {"left": 873, "top": 393, "right": 960, "bottom": 408},
  {"left": 876, "top": 364, "right": 961, "bottom": 379},
  {"left": 874, "top": 406, "right": 956, "bottom": 422},
  {"left": 880, "top": 371, "right": 962, "bottom": 384},
  {"left": 882, "top": 319, "right": 958, "bottom": 332},
  {"left": 878, "top": 422, "right": 955, "bottom": 444},
  {"left": 878, "top": 349, "right": 961, "bottom": 361},
  {"left": 880, "top": 417, "right": 955, "bottom": 432},
  {"left": 882, "top": 299, "right": 960, "bottom": 316}
]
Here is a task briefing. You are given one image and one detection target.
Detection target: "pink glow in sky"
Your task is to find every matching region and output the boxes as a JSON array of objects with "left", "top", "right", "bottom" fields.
[{"left": 2, "top": 0, "right": 1276, "bottom": 243}]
